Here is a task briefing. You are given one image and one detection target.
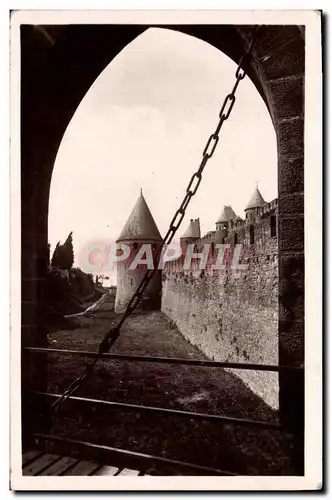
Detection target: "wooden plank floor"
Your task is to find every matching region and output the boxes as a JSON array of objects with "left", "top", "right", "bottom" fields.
[{"left": 22, "top": 450, "right": 145, "bottom": 476}]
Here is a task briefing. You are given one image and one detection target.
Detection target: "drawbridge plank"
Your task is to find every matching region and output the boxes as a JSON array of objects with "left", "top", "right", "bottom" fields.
[
  {"left": 22, "top": 450, "right": 144, "bottom": 476},
  {"left": 23, "top": 453, "right": 61, "bottom": 476},
  {"left": 93, "top": 465, "right": 119, "bottom": 476},
  {"left": 64, "top": 460, "right": 100, "bottom": 476},
  {"left": 117, "top": 468, "right": 140, "bottom": 476},
  {"left": 39, "top": 456, "right": 78, "bottom": 476},
  {"left": 22, "top": 450, "right": 43, "bottom": 466}
]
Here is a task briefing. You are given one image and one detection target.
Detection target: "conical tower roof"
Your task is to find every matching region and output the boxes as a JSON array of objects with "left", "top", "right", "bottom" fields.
[
  {"left": 116, "top": 192, "right": 162, "bottom": 243},
  {"left": 216, "top": 205, "right": 237, "bottom": 224},
  {"left": 245, "top": 186, "right": 265, "bottom": 211},
  {"left": 181, "top": 219, "right": 201, "bottom": 239}
]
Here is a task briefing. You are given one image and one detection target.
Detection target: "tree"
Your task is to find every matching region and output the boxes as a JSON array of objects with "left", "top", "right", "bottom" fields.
[
  {"left": 62, "top": 231, "right": 74, "bottom": 271},
  {"left": 50, "top": 231, "right": 74, "bottom": 271},
  {"left": 51, "top": 241, "right": 61, "bottom": 268}
]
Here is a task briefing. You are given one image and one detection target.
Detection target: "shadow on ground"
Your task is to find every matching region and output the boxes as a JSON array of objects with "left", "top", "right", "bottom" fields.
[{"left": 44, "top": 293, "right": 295, "bottom": 475}]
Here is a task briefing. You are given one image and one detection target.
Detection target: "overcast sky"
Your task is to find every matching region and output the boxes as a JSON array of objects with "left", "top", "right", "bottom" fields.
[{"left": 48, "top": 27, "right": 277, "bottom": 280}]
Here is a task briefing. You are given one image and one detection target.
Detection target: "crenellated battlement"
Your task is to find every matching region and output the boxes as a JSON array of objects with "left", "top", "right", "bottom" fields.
[{"left": 180, "top": 186, "right": 278, "bottom": 250}]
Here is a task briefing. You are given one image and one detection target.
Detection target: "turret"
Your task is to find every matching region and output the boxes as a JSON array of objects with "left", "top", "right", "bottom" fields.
[
  {"left": 244, "top": 185, "right": 265, "bottom": 222},
  {"left": 215, "top": 205, "right": 237, "bottom": 242},
  {"left": 180, "top": 218, "right": 201, "bottom": 245},
  {"left": 115, "top": 191, "right": 162, "bottom": 313}
]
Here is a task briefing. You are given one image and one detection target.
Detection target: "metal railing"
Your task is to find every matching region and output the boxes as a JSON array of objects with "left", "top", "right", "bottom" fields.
[
  {"left": 25, "top": 346, "right": 304, "bottom": 373},
  {"left": 25, "top": 344, "right": 302, "bottom": 474}
]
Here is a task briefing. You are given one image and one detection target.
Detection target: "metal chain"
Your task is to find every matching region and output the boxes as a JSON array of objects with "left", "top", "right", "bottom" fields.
[{"left": 50, "top": 25, "right": 261, "bottom": 413}]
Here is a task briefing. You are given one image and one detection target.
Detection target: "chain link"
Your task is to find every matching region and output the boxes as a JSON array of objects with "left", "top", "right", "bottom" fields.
[{"left": 50, "top": 25, "right": 261, "bottom": 413}]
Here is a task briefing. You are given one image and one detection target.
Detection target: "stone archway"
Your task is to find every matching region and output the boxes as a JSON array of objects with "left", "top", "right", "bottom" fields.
[{"left": 21, "top": 24, "right": 304, "bottom": 469}]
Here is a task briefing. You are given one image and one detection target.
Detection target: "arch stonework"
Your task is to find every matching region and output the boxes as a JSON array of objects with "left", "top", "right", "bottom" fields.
[{"left": 21, "top": 25, "right": 304, "bottom": 468}]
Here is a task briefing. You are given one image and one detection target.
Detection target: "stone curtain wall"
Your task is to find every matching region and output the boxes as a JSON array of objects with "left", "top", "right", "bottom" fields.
[{"left": 162, "top": 213, "right": 278, "bottom": 408}]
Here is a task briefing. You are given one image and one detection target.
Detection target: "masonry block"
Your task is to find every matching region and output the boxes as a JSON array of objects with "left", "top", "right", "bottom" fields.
[
  {"left": 279, "top": 192, "right": 304, "bottom": 214},
  {"left": 279, "top": 216, "right": 304, "bottom": 251},
  {"left": 269, "top": 75, "right": 304, "bottom": 120},
  {"left": 279, "top": 295, "right": 304, "bottom": 323},
  {"left": 239, "top": 25, "right": 303, "bottom": 57},
  {"left": 259, "top": 37, "right": 305, "bottom": 80},
  {"left": 279, "top": 320, "right": 304, "bottom": 365},
  {"left": 279, "top": 254, "right": 304, "bottom": 286},
  {"left": 278, "top": 156, "right": 304, "bottom": 194},
  {"left": 278, "top": 117, "right": 304, "bottom": 158}
]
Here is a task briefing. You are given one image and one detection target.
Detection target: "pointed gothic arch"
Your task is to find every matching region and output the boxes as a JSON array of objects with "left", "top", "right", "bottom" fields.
[{"left": 21, "top": 24, "right": 304, "bottom": 471}]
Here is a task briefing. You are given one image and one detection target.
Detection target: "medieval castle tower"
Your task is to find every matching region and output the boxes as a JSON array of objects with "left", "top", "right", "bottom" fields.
[{"left": 115, "top": 191, "right": 163, "bottom": 313}]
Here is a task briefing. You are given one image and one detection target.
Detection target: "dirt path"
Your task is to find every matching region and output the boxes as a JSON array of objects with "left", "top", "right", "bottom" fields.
[{"left": 45, "top": 293, "right": 295, "bottom": 475}]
